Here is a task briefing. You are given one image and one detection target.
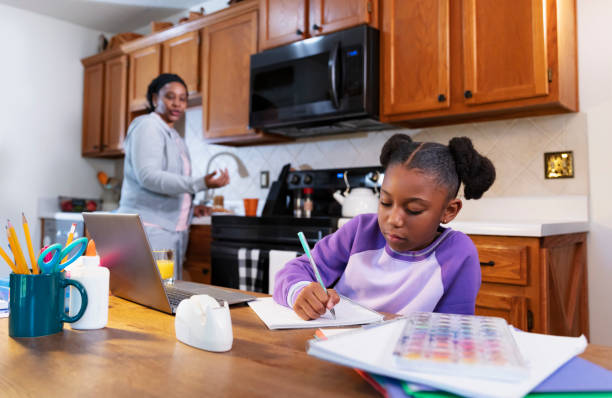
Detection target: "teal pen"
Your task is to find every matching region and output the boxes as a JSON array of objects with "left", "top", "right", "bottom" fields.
[{"left": 297, "top": 231, "right": 336, "bottom": 320}]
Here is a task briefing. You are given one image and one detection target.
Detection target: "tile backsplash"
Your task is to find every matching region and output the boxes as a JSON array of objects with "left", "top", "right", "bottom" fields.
[{"left": 183, "top": 109, "right": 588, "bottom": 206}]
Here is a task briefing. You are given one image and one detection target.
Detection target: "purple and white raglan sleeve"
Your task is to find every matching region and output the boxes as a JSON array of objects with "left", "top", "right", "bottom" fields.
[
  {"left": 433, "top": 232, "right": 482, "bottom": 315},
  {"left": 273, "top": 215, "right": 365, "bottom": 308}
]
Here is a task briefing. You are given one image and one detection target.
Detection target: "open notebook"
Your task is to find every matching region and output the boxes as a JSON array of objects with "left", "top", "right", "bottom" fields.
[
  {"left": 248, "top": 296, "right": 383, "bottom": 330},
  {"left": 307, "top": 318, "right": 588, "bottom": 398}
]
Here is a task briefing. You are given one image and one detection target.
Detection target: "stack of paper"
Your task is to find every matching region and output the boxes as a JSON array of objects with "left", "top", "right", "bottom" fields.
[
  {"left": 307, "top": 319, "right": 588, "bottom": 398},
  {"left": 248, "top": 297, "right": 383, "bottom": 330}
]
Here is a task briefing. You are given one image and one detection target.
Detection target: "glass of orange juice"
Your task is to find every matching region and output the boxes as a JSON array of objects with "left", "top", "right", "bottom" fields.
[{"left": 152, "top": 249, "right": 174, "bottom": 284}]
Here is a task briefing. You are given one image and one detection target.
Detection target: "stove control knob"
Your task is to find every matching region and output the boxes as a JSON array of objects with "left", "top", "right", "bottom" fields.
[
  {"left": 303, "top": 174, "right": 313, "bottom": 185},
  {"left": 290, "top": 174, "right": 301, "bottom": 185}
]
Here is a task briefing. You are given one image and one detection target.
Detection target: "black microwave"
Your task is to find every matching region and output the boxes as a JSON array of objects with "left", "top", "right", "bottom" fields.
[{"left": 249, "top": 25, "right": 392, "bottom": 137}]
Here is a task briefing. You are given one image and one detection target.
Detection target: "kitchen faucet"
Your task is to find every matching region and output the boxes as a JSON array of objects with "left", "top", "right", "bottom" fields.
[{"left": 203, "top": 151, "right": 249, "bottom": 204}]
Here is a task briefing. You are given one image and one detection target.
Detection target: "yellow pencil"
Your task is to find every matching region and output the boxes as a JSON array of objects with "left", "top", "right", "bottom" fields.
[
  {"left": 7, "top": 220, "right": 30, "bottom": 274},
  {"left": 60, "top": 223, "right": 76, "bottom": 264},
  {"left": 22, "top": 213, "right": 40, "bottom": 274},
  {"left": 0, "top": 245, "right": 20, "bottom": 274},
  {"left": 6, "top": 227, "right": 25, "bottom": 274}
]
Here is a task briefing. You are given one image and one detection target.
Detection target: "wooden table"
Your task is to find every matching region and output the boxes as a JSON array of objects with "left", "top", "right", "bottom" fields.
[{"left": 1, "top": 296, "right": 611, "bottom": 397}]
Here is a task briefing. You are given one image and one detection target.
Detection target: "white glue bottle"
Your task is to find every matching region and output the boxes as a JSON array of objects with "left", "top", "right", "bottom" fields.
[{"left": 68, "top": 255, "right": 109, "bottom": 329}]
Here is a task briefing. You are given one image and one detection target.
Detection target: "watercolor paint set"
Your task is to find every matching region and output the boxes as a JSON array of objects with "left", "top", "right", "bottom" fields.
[{"left": 392, "top": 312, "right": 528, "bottom": 381}]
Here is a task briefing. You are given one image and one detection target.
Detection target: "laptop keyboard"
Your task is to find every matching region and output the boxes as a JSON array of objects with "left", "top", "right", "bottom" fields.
[{"left": 165, "top": 286, "right": 194, "bottom": 307}]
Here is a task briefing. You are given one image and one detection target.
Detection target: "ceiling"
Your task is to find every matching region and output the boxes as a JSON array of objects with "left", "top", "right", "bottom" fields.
[{"left": 0, "top": 0, "right": 213, "bottom": 33}]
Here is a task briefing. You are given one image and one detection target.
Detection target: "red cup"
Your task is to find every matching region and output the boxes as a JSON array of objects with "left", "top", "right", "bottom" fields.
[{"left": 243, "top": 198, "right": 259, "bottom": 217}]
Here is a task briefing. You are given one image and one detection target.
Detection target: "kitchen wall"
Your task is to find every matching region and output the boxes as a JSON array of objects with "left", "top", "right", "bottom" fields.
[
  {"left": 0, "top": 4, "right": 113, "bottom": 278},
  {"left": 184, "top": 110, "right": 589, "bottom": 208},
  {"left": 578, "top": 0, "right": 612, "bottom": 346},
  {"left": 132, "top": 0, "right": 229, "bottom": 36}
]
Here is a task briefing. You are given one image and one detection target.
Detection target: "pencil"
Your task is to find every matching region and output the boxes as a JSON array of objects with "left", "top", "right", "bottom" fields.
[
  {"left": 22, "top": 213, "right": 40, "bottom": 274},
  {"left": 61, "top": 223, "right": 76, "bottom": 264},
  {"left": 7, "top": 220, "right": 30, "bottom": 274},
  {"left": 0, "top": 245, "right": 20, "bottom": 274},
  {"left": 297, "top": 231, "right": 336, "bottom": 319}
]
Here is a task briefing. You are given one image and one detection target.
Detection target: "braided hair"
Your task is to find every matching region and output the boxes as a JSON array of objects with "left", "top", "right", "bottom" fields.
[
  {"left": 379, "top": 134, "right": 496, "bottom": 200},
  {"left": 146, "top": 73, "right": 188, "bottom": 112}
]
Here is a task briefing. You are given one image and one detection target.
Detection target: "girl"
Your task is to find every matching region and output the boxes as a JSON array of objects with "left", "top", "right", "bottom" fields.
[{"left": 273, "top": 134, "right": 496, "bottom": 320}]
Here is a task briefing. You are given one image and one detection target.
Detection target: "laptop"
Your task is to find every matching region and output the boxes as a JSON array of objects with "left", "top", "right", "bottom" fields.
[{"left": 83, "top": 212, "right": 256, "bottom": 314}]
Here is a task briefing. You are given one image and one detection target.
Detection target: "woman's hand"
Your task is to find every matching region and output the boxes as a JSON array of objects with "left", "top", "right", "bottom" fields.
[
  {"left": 193, "top": 205, "right": 212, "bottom": 217},
  {"left": 293, "top": 282, "right": 340, "bottom": 320},
  {"left": 204, "top": 168, "right": 230, "bottom": 188}
]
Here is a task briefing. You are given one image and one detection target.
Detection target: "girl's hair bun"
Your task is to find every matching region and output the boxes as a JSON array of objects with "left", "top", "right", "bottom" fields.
[
  {"left": 448, "top": 137, "right": 496, "bottom": 199},
  {"left": 379, "top": 134, "right": 413, "bottom": 168}
]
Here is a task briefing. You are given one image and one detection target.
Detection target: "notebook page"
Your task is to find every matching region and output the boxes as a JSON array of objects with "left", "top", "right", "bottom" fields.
[{"left": 248, "top": 297, "right": 383, "bottom": 330}]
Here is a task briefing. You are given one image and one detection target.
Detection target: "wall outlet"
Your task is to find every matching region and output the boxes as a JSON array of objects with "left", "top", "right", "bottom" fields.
[{"left": 260, "top": 170, "right": 270, "bottom": 188}]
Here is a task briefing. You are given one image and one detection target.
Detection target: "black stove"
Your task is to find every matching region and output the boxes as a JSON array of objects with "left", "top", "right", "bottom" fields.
[{"left": 210, "top": 165, "right": 382, "bottom": 293}]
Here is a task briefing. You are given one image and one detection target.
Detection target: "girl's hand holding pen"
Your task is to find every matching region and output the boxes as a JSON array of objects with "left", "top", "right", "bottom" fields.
[{"left": 294, "top": 283, "right": 340, "bottom": 321}]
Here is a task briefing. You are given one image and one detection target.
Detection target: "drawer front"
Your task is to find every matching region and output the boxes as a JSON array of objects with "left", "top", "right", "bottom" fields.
[
  {"left": 475, "top": 289, "right": 528, "bottom": 331},
  {"left": 474, "top": 242, "right": 528, "bottom": 285},
  {"left": 187, "top": 225, "right": 212, "bottom": 258}
]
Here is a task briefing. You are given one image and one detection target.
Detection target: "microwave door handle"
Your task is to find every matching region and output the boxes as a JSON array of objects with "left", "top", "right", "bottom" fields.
[{"left": 328, "top": 42, "right": 341, "bottom": 109}]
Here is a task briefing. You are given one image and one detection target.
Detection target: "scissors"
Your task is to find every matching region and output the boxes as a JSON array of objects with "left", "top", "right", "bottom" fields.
[{"left": 38, "top": 237, "right": 88, "bottom": 274}]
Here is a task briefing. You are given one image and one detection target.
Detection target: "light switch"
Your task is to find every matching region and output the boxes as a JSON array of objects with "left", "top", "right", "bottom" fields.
[{"left": 260, "top": 171, "right": 270, "bottom": 188}]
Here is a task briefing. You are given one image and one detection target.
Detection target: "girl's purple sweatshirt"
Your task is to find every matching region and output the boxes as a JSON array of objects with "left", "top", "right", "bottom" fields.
[{"left": 273, "top": 213, "right": 481, "bottom": 315}]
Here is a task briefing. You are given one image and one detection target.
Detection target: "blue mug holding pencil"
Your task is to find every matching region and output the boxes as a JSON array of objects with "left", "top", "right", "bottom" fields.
[{"left": 9, "top": 272, "right": 88, "bottom": 338}]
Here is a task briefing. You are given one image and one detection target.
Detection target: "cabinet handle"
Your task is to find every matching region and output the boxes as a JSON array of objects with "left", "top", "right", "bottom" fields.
[
  {"left": 93, "top": 145, "right": 99, "bottom": 149},
  {"left": 479, "top": 260, "right": 495, "bottom": 267},
  {"left": 438, "top": 94, "right": 446, "bottom": 102},
  {"left": 312, "top": 24, "right": 321, "bottom": 31},
  {"left": 202, "top": 268, "right": 209, "bottom": 275},
  {"left": 101, "top": 144, "right": 108, "bottom": 149},
  {"left": 527, "top": 310, "right": 534, "bottom": 331},
  {"left": 464, "top": 90, "right": 473, "bottom": 99},
  {"left": 296, "top": 29, "right": 304, "bottom": 36}
]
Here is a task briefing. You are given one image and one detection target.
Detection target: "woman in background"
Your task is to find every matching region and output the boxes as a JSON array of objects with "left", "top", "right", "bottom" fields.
[{"left": 117, "top": 73, "right": 229, "bottom": 279}]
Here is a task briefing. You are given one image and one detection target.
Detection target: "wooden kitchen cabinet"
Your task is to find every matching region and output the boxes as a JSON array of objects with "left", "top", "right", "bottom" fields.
[
  {"left": 259, "top": 0, "right": 378, "bottom": 50},
  {"left": 128, "top": 45, "right": 161, "bottom": 112},
  {"left": 259, "top": 0, "right": 307, "bottom": 50},
  {"left": 162, "top": 31, "right": 200, "bottom": 96},
  {"left": 471, "top": 233, "right": 588, "bottom": 338},
  {"left": 82, "top": 63, "right": 105, "bottom": 156},
  {"left": 381, "top": 0, "right": 450, "bottom": 116},
  {"left": 102, "top": 55, "right": 128, "bottom": 155},
  {"left": 381, "top": 0, "right": 578, "bottom": 126},
  {"left": 309, "top": 0, "right": 378, "bottom": 36},
  {"left": 184, "top": 224, "right": 212, "bottom": 284},
  {"left": 81, "top": 52, "right": 128, "bottom": 157},
  {"left": 201, "top": 11, "right": 260, "bottom": 142},
  {"left": 81, "top": 0, "right": 286, "bottom": 151}
]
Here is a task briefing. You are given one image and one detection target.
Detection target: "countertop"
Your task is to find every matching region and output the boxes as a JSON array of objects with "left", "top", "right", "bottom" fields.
[
  {"left": 337, "top": 217, "right": 589, "bottom": 237},
  {"left": 446, "top": 219, "right": 589, "bottom": 237},
  {"left": 40, "top": 196, "right": 590, "bottom": 237}
]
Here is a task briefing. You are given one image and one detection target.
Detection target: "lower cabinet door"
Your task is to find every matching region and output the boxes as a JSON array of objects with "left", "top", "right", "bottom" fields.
[{"left": 475, "top": 289, "right": 528, "bottom": 331}]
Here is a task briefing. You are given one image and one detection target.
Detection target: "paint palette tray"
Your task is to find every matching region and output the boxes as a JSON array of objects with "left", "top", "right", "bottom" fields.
[{"left": 392, "top": 312, "right": 528, "bottom": 381}]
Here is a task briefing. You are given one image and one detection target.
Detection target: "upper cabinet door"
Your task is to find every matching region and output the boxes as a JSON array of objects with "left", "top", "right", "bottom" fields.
[
  {"left": 381, "top": 0, "right": 450, "bottom": 116},
  {"left": 309, "top": 0, "right": 375, "bottom": 36},
  {"left": 202, "top": 11, "right": 258, "bottom": 139},
  {"left": 162, "top": 32, "right": 200, "bottom": 95},
  {"left": 103, "top": 55, "right": 128, "bottom": 155},
  {"left": 462, "top": 0, "right": 548, "bottom": 105},
  {"left": 82, "top": 63, "right": 104, "bottom": 156},
  {"left": 259, "top": 0, "right": 307, "bottom": 50},
  {"left": 128, "top": 45, "right": 161, "bottom": 111}
]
